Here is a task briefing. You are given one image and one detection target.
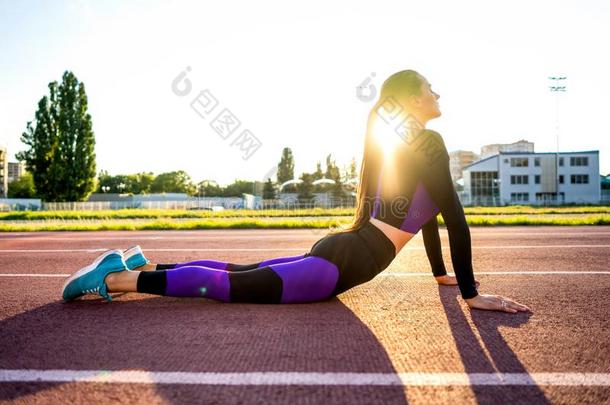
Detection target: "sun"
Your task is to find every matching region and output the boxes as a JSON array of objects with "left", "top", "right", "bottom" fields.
[{"left": 371, "top": 113, "right": 403, "bottom": 160}]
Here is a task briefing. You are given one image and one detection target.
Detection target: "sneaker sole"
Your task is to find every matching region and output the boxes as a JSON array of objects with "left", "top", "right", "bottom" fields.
[
  {"left": 123, "top": 245, "right": 142, "bottom": 260},
  {"left": 62, "top": 249, "right": 124, "bottom": 295},
  {"left": 124, "top": 245, "right": 149, "bottom": 270}
]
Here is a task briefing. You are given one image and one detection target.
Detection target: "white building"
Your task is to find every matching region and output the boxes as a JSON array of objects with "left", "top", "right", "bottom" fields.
[{"left": 462, "top": 150, "right": 600, "bottom": 205}]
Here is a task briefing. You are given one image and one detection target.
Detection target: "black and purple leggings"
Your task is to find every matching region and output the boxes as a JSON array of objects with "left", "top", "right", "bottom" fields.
[{"left": 136, "top": 221, "right": 396, "bottom": 304}]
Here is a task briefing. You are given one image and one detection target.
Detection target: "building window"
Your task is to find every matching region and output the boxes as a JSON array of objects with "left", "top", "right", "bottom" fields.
[
  {"left": 570, "top": 156, "right": 589, "bottom": 166},
  {"left": 510, "top": 157, "right": 529, "bottom": 167},
  {"left": 534, "top": 175, "right": 540, "bottom": 184},
  {"left": 559, "top": 175, "right": 564, "bottom": 184},
  {"left": 511, "top": 192, "right": 529, "bottom": 202},
  {"left": 534, "top": 157, "right": 540, "bottom": 167},
  {"left": 470, "top": 171, "right": 499, "bottom": 205},
  {"left": 510, "top": 175, "right": 529, "bottom": 185},
  {"left": 558, "top": 157, "right": 564, "bottom": 166},
  {"left": 536, "top": 192, "right": 565, "bottom": 203},
  {"left": 571, "top": 174, "right": 589, "bottom": 184}
]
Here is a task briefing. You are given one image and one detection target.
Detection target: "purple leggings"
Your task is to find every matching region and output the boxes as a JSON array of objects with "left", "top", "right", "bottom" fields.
[
  {"left": 172, "top": 254, "right": 309, "bottom": 271},
  {"left": 156, "top": 254, "right": 340, "bottom": 304}
]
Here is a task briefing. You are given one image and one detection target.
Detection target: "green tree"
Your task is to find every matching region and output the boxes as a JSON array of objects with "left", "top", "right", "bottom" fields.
[
  {"left": 16, "top": 86, "right": 58, "bottom": 200},
  {"left": 262, "top": 178, "right": 276, "bottom": 199},
  {"left": 331, "top": 178, "right": 346, "bottom": 199},
  {"left": 97, "top": 171, "right": 155, "bottom": 194},
  {"left": 197, "top": 180, "right": 223, "bottom": 197},
  {"left": 127, "top": 172, "right": 155, "bottom": 194},
  {"left": 311, "top": 161, "right": 324, "bottom": 192},
  {"left": 224, "top": 180, "right": 255, "bottom": 197},
  {"left": 97, "top": 170, "right": 113, "bottom": 192},
  {"left": 324, "top": 154, "right": 341, "bottom": 182},
  {"left": 7, "top": 172, "right": 36, "bottom": 198},
  {"left": 150, "top": 171, "right": 196, "bottom": 195},
  {"left": 312, "top": 161, "right": 324, "bottom": 180},
  {"left": 297, "top": 172, "right": 314, "bottom": 200},
  {"left": 323, "top": 154, "right": 344, "bottom": 196},
  {"left": 345, "top": 157, "right": 358, "bottom": 182},
  {"left": 277, "top": 147, "right": 295, "bottom": 192},
  {"left": 17, "top": 71, "right": 96, "bottom": 202},
  {"left": 96, "top": 171, "right": 129, "bottom": 193}
]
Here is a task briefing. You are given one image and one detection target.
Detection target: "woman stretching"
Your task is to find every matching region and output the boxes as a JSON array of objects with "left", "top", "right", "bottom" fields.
[{"left": 62, "top": 70, "right": 531, "bottom": 314}]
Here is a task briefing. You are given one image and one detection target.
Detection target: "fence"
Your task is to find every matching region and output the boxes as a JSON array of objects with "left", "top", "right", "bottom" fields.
[
  {"left": 41, "top": 198, "right": 245, "bottom": 211},
  {"left": 2, "top": 193, "right": 607, "bottom": 212},
  {"left": 0, "top": 198, "right": 42, "bottom": 211},
  {"left": 1, "top": 194, "right": 357, "bottom": 211}
]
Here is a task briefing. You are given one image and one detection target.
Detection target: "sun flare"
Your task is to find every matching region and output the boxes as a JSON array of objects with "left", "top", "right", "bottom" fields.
[{"left": 371, "top": 115, "right": 404, "bottom": 160}]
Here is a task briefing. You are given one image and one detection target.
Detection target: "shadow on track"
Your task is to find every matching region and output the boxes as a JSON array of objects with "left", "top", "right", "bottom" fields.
[
  {"left": 438, "top": 286, "right": 550, "bottom": 404},
  {"left": 0, "top": 295, "right": 408, "bottom": 404}
]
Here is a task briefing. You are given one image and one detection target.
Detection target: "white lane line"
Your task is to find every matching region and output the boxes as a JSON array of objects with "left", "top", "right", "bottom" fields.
[
  {"left": 0, "top": 248, "right": 309, "bottom": 253},
  {"left": 466, "top": 244, "right": 610, "bottom": 249},
  {"left": 2, "top": 271, "right": 609, "bottom": 278},
  {"left": 2, "top": 232, "right": 610, "bottom": 241},
  {"left": 380, "top": 271, "right": 610, "bottom": 276},
  {"left": 0, "top": 370, "right": 609, "bottom": 386},
  {"left": 0, "top": 274, "right": 71, "bottom": 277},
  {"left": 1, "top": 245, "right": 609, "bottom": 253},
  {"left": 0, "top": 235, "right": 324, "bottom": 241}
]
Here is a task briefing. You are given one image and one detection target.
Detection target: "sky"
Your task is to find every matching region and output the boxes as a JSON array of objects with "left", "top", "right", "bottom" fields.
[{"left": 1, "top": 0, "right": 609, "bottom": 185}]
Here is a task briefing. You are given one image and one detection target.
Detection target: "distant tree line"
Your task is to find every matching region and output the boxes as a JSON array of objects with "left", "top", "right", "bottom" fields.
[
  {"left": 12, "top": 70, "right": 359, "bottom": 202},
  {"left": 9, "top": 153, "right": 359, "bottom": 200},
  {"left": 94, "top": 148, "right": 359, "bottom": 200}
]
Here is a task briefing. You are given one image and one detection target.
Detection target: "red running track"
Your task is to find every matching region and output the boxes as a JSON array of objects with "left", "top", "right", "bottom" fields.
[{"left": 0, "top": 226, "right": 609, "bottom": 404}]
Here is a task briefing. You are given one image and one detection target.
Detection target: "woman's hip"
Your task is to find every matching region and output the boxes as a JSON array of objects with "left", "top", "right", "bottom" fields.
[{"left": 307, "top": 228, "right": 386, "bottom": 295}]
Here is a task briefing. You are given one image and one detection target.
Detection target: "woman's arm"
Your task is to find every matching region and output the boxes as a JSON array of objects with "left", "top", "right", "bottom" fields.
[
  {"left": 407, "top": 129, "right": 531, "bottom": 313},
  {"left": 421, "top": 215, "right": 447, "bottom": 277},
  {"left": 411, "top": 130, "right": 478, "bottom": 299},
  {"left": 423, "top": 214, "right": 481, "bottom": 287}
]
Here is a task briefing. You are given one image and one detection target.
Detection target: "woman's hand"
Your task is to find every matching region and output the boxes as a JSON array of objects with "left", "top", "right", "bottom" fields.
[
  {"left": 435, "top": 274, "right": 480, "bottom": 288},
  {"left": 464, "top": 293, "right": 532, "bottom": 313}
]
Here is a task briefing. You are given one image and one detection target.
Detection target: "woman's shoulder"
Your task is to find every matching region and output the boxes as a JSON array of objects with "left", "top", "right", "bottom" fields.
[
  {"left": 405, "top": 128, "right": 449, "bottom": 166},
  {"left": 422, "top": 129, "right": 446, "bottom": 144}
]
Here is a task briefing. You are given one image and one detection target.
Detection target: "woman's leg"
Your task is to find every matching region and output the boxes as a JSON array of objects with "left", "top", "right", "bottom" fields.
[
  {"left": 153, "top": 253, "right": 309, "bottom": 272},
  {"left": 106, "top": 256, "right": 339, "bottom": 304}
]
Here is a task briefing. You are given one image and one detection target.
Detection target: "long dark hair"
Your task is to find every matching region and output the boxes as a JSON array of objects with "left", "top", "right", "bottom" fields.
[{"left": 332, "top": 70, "right": 425, "bottom": 234}]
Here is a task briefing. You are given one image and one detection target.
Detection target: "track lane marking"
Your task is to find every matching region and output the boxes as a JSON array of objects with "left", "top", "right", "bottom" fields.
[
  {"left": 0, "top": 244, "right": 609, "bottom": 254},
  {"left": 0, "top": 370, "right": 609, "bottom": 386},
  {"left": 1, "top": 232, "right": 610, "bottom": 242},
  {"left": 2, "top": 271, "right": 609, "bottom": 278},
  {"left": 1, "top": 232, "right": 610, "bottom": 241}
]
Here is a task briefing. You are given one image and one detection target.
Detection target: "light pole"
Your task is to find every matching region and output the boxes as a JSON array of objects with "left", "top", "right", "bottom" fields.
[{"left": 548, "top": 76, "right": 567, "bottom": 204}]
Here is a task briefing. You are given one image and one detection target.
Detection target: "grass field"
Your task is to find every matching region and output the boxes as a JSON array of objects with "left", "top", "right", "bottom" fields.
[
  {"left": 1, "top": 207, "right": 609, "bottom": 231},
  {"left": 1, "top": 205, "right": 609, "bottom": 221}
]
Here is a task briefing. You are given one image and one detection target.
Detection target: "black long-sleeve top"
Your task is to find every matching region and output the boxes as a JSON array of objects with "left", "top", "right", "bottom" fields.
[
  {"left": 421, "top": 215, "right": 447, "bottom": 277},
  {"left": 369, "top": 128, "right": 479, "bottom": 299}
]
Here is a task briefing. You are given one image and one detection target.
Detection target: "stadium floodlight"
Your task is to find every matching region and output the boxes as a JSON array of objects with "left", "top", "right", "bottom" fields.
[{"left": 548, "top": 75, "right": 567, "bottom": 204}]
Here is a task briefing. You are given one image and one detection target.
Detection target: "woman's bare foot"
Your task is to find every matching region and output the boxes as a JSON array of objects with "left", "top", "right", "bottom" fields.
[
  {"left": 464, "top": 293, "right": 532, "bottom": 313},
  {"left": 435, "top": 274, "right": 480, "bottom": 287}
]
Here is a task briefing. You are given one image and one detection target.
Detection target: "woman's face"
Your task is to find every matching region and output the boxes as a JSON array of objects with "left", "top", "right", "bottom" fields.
[{"left": 412, "top": 76, "right": 441, "bottom": 121}]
